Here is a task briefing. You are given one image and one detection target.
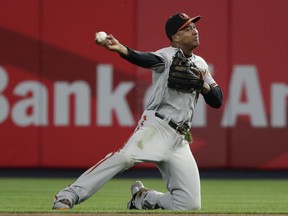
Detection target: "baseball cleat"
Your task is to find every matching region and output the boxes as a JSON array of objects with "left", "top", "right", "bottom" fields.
[
  {"left": 127, "top": 197, "right": 137, "bottom": 209},
  {"left": 127, "top": 181, "right": 149, "bottom": 209},
  {"left": 130, "top": 180, "right": 145, "bottom": 196},
  {"left": 52, "top": 197, "right": 71, "bottom": 210}
]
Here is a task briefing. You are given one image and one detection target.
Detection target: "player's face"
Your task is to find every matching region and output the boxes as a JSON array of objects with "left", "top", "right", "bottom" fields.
[{"left": 175, "top": 22, "right": 199, "bottom": 49}]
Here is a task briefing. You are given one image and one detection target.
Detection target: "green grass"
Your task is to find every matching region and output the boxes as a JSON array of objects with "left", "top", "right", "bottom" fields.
[{"left": 0, "top": 178, "right": 287, "bottom": 214}]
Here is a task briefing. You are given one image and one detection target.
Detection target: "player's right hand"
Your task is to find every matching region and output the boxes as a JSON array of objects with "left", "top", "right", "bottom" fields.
[{"left": 97, "top": 34, "right": 128, "bottom": 56}]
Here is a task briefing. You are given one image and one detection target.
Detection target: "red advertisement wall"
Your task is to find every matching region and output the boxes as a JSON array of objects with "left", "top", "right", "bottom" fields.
[{"left": 0, "top": 0, "right": 287, "bottom": 169}]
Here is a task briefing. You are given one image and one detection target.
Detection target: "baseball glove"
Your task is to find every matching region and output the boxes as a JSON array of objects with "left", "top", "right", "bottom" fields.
[{"left": 168, "top": 50, "right": 204, "bottom": 93}]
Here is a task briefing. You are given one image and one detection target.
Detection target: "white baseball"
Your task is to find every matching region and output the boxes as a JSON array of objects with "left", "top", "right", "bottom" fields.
[{"left": 96, "top": 31, "right": 107, "bottom": 43}]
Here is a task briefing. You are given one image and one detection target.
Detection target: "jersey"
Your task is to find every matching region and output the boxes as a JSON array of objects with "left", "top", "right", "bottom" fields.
[{"left": 145, "top": 46, "right": 217, "bottom": 126}]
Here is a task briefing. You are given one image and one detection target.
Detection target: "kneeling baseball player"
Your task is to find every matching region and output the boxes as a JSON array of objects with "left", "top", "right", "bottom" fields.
[{"left": 53, "top": 12, "right": 223, "bottom": 210}]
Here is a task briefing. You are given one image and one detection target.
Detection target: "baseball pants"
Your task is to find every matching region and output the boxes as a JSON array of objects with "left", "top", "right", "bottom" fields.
[{"left": 55, "top": 110, "right": 201, "bottom": 210}]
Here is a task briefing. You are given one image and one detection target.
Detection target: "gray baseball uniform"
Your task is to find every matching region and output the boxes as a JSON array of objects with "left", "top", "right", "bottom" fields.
[{"left": 54, "top": 46, "right": 221, "bottom": 210}]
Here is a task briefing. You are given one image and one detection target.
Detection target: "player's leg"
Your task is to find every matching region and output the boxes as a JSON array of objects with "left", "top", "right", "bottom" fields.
[
  {"left": 158, "top": 142, "right": 201, "bottom": 210},
  {"left": 53, "top": 110, "right": 171, "bottom": 209},
  {"left": 54, "top": 151, "right": 134, "bottom": 208},
  {"left": 53, "top": 110, "right": 184, "bottom": 210},
  {"left": 134, "top": 140, "right": 201, "bottom": 210}
]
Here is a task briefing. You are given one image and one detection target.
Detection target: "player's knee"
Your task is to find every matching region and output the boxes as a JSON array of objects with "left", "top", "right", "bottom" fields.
[
  {"left": 178, "top": 198, "right": 201, "bottom": 210},
  {"left": 172, "top": 193, "right": 201, "bottom": 210},
  {"left": 187, "top": 200, "right": 201, "bottom": 210},
  {"left": 113, "top": 152, "right": 134, "bottom": 168}
]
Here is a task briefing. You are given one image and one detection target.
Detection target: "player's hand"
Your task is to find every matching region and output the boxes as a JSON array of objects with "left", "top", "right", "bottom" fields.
[
  {"left": 96, "top": 34, "right": 128, "bottom": 56},
  {"left": 99, "top": 34, "right": 119, "bottom": 50}
]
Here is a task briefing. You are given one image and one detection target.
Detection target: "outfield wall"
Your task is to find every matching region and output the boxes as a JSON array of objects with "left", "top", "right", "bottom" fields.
[{"left": 0, "top": 0, "right": 288, "bottom": 169}]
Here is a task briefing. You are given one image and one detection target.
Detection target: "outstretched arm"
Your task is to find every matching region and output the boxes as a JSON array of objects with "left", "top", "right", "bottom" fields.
[{"left": 95, "top": 34, "right": 163, "bottom": 68}]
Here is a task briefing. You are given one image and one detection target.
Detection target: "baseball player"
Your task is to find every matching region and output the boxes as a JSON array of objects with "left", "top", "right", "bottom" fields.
[{"left": 52, "top": 12, "right": 222, "bottom": 210}]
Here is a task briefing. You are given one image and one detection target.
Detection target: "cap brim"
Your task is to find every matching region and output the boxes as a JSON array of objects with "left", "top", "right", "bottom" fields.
[{"left": 191, "top": 15, "right": 201, "bottom": 23}]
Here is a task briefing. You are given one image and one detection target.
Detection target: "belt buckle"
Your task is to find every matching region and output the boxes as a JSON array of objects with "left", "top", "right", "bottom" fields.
[
  {"left": 176, "top": 125, "right": 183, "bottom": 134},
  {"left": 176, "top": 123, "right": 192, "bottom": 143},
  {"left": 176, "top": 123, "right": 189, "bottom": 134}
]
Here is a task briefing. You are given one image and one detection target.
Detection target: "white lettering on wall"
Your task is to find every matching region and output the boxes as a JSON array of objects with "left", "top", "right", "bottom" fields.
[
  {"left": 12, "top": 81, "right": 48, "bottom": 126},
  {"left": 54, "top": 81, "right": 91, "bottom": 126},
  {"left": 222, "top": 65, "right": 268, "bottom": 127},
  {"left": 271, "top": 83, "right": 288, "bottom": 127},
  {"left": 0, "top": 64, "right": 287, "bottom": 128},
  {"left": 0, "top": 66, "right": 9, "bottom": 123},
  {"left": 96, "top": 64, "right": 134, "bottom": 126},
  {"left": 193, "top": 97, "right": 206, "bottom": 127}
]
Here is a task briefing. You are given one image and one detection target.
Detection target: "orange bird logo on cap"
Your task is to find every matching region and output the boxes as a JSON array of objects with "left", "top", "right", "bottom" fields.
[{"left": 179, "top": 13, "right": 189, "bottom": 20}]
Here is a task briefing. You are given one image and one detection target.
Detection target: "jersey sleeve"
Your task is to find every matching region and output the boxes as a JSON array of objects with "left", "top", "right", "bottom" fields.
[
  {"left": 120, "top": 47, "right": 164, "bottom": 68},
  {"left": 151, "top": 47, "right": 178, "bottom": 73},
  {"left": 203, "top": 70, "right": 218, "bottom": 87},
  {"left": 194, "top": 55, "right": 218, "bottom": 87}
]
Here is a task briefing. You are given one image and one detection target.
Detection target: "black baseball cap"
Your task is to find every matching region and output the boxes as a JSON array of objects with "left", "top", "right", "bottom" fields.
[{"left": 165, "top": 13, "right": 201, "bottom": 40}]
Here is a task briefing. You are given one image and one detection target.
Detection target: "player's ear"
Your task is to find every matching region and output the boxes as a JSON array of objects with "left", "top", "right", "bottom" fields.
[{"left": 172, "top": 34, "right": 179, "bottom": 43}]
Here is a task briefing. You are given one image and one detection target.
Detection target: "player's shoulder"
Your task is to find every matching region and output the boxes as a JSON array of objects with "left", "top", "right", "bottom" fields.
[
  {"left": 155, "top": 46, "right": 176, "bottom": 53},
  {"left": 192, "top": 54, "right": 208, "bottom": 70},
  {"left": 193, "top": 54, "right": 207, "bottom": 64},
  {"left": 153, "top": 46, "right": 177, "bottom": 60}
]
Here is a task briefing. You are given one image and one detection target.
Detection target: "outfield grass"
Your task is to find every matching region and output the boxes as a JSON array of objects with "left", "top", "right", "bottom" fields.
[{"left": 0, "top": 178, "right": 287, "bottom": 214}]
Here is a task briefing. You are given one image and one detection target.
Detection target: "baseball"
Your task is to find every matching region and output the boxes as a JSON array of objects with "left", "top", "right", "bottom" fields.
[{"left": 96, "top": 31, "right": 107, "bottom": 43}]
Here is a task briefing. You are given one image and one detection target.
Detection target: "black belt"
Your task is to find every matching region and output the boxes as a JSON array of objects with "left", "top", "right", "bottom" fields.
[
  {"left": 155, "top": 112, "right": 192, "bottom": 143},
  {"left": 155, "top": 112, "right": 178, "bottom": 130}
]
